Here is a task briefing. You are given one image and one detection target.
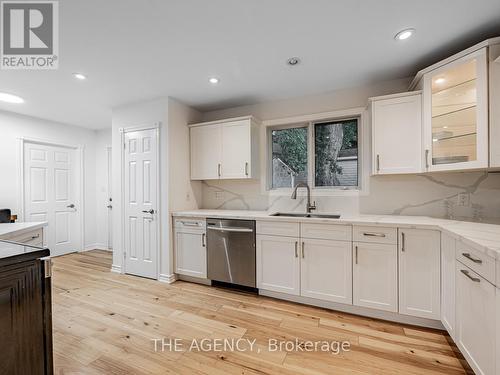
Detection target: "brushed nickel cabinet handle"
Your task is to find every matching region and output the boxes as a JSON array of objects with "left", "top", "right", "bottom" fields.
[
  {"left": 302, "top": 242, "right": 305, "bottom": 258},
  {"left": 401, "top": 232, "right": 405, "bottom": 252},
  {"left": 462, "top": 253, "right": 482, "bottom": 264},
  {"left": 31, "top": 234, "right": 40, "bottom": 239},
  {"left": 201, "top": 233, "right": 206, "bottom": 248},
  {"left": 218, "top": 163, "right": 221, "bottom": 177},
  {"left": 425, "top": 149, "right": 430, "bottom": 169},
  {"left": 363, "top": 232, "right": 386, "bottom": 238},
  {"left": 294, "top": 241, "right": 298, "bottom": 258},
  {"left": 461, "top": 269, "right": 480, "bottom": 282},
  {"left": 245, "top": 162, "right": 249, "bottom": 176},
  {"left": 376, "top": 154, "right": 380, "bottom": 173},
  {"left": 44, "top": 259, "right": 52, "bottom": 278},
  {"left": 355, "top": 246, "right": 358, "bottom": 264}
]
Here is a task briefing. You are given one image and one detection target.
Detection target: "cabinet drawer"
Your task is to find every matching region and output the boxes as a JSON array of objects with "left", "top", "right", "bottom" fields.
[
  {"left": 301, "top": 223, "right": 351, "bottom": 241},
  {"left": 456, "top": 241, "right": 495, "bottom": 285},
  {"left": 256, "top": 221, "right": 299, "bottom": 237},
  {"left": 353, "top": 226, "right": 397, "bottom": 244},
  {"left": 7, "top": 228, "right": 43, "bottom": 246},
  {"left": 174, "top": 218, "right": 205, "bottom": 230}
]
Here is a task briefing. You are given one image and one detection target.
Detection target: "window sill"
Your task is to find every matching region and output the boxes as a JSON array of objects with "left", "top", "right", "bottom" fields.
[{"left": 266, "top": 188, "right": 361, "bottom": 197}]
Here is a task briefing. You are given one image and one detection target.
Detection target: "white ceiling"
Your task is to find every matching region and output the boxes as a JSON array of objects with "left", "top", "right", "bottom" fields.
[{"left": 1, "top": 0, "right": 500, "bottom": 129}]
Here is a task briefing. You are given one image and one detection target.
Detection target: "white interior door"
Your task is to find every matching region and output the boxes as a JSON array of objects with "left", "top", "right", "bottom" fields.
[
  {"left": 124, "top": 128, "right": 159, "bottom": 279},
  {"left": 24, "top": 142, "right": 80, "bottom": 256}
]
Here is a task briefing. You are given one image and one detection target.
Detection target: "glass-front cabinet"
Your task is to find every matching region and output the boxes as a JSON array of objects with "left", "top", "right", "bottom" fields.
[{"left": 423, "top": 48, "right": 488, "bottom": 171}]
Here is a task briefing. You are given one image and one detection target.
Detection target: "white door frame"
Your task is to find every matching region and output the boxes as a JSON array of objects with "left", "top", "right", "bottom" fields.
[
  {"left": 106, "top": 146, "right": 113, "bottom": 250},
  {"left": 18, "top": 137, "right": 85, "bottom": 252},
  {"left": 119, "top": 123, "right": 161, "bottom": 278}
]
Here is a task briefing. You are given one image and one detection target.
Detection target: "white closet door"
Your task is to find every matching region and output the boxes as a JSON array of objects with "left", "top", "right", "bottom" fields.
[
  {"left": 124, "top": 128, "right": 159, "bottom": 279},
  {"left": 24, "top": 142, "right": 79, "bottom": 256}
]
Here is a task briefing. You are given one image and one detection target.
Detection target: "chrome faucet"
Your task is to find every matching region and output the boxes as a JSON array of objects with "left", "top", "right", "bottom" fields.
[{"left": 291, "top": 182, "right": 316, "bottom": 213}]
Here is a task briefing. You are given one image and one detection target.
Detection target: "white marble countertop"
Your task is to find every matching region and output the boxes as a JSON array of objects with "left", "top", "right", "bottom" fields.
[
  {"left": 0, "top": 222, "right": 47, "bottom": 238},
  {"left": 172, "top": 210, "right": 500, "bottom": 260}
]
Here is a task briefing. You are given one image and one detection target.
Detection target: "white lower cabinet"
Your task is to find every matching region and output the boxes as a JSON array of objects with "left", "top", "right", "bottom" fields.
[
  {"left": 300, "top": 239, "right": 352, "bottom": 304},
  {"left": 353, "top": 242, "right": 398, "bottom": 312},
  {"left": 456, "top": 263, "right": 496, "bottom": 375},
  {"left": 256, "top": 235, "right": 300, "bottom": 295},
  {"left": 441, "top": 233, "right": 456, "bottom": 339},
  {"left": 398, "top": 228, "right": 441, "bottom": 319},
  {"left": 174, "top": 219, "right": 207, "bottom": 279},
  {"left": 496, "top": 288, "right": 500, "bottom": 375}
]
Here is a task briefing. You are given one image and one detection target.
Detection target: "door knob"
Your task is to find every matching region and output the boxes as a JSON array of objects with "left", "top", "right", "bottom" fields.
[
  {"left": 67, "top": 204, "right": 75, "bottom": 209},
  {"left": 142, "top": 209, "right": 155, "bottom": 214}
]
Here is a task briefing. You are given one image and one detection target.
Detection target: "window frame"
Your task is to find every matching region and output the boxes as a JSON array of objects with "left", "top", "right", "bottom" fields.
[{"left": 265, "top": 112, "right": 363, "bottom": 195}]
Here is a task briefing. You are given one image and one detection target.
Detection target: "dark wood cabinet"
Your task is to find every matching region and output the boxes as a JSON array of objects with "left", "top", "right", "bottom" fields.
[{"left": 0, "top": 248, "right": 53, "bottom": 375}]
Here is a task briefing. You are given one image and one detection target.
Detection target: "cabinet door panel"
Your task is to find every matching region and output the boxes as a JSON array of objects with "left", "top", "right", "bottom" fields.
[
  {"left": 256, "top": 235, "right": 300, "bottom": 295},
  {"left": 423, "top": 48, "right": 488, "bottom": 171},
  {"left": 221, "top": 120, "right": 251, "bottom": 179},
  {"left": 0, "top": 261, "right": 46, "bottom": 374},
  {"left": 372, "top": 93, "right": 422, "bottom": 174},
  {"left": 399, "top": 229, "right": 441, "bottom": 319},
  {"left": 300, "top": 239, "right": 352, "bottom": 304},
  {"left": 441, "top": 233, "right": 456, "bottom": 339},
  {"left": 190, "top": 124, "right": 221, "bottom": 180},
  {"left": 353, "top": 242, "right": 398, "bottom": 312},
  {"left": 175, "top": 230, "right": 207, "bottom": 278},
  {"left": 456, "top": 264, "right": 495, "bottom": 375}
]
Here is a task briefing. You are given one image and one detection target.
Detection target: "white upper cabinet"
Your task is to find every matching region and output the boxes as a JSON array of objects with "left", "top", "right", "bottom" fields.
[
  {"left": 190, "top": 116, "right": 259, "bottom": 180},
  {"left": 371, "top": 92, "right": 422, "bottom": 175},
  {"left": 489, "top": 44, "right": 500, "bottom": 168},
  {"left": 190, "top": 124, "right": 222, "bottom": 180},
  {"left": 398, "top": 228, "right": 441, "bottom": 320},
  {"left": 422, "top": 48, "right": 489, "bottom": 171}
]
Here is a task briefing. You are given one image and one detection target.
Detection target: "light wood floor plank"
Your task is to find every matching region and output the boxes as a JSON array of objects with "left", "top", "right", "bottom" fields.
[{"left": 52, "top": 250, "right": 471, "bottom": 374}]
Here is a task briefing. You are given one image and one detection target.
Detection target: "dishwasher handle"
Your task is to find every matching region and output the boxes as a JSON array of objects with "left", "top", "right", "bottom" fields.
[{"left": 207, "top": 226, "right": 254, "bottom": 233}]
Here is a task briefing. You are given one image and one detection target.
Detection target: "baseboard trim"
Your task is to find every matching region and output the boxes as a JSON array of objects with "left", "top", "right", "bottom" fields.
[
  {"left": 158, "top": 273, "right": 176, "bottom": 284},
  {"left": 82, "top": 243, "right": 110, "bottom": 252},
  {"left": 176, "top": 274, "right": 211, "bottom": 286},
  {"left": 111, "top": 264, "right": 122, "bottom": 274},
  {"left": 259, "top": 289, "right": 444, "bottom": 330}
]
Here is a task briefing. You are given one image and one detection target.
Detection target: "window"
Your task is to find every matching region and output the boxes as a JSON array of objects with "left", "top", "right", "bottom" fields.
[
  {"left": 315, "top": 119, "right": 358, "bottom": 187},
  {"left": 269, "top": 118, "right": 359, "bottom": 190},
  {"left": 271, "top": 126, "right": 308, "bottom": 189}
]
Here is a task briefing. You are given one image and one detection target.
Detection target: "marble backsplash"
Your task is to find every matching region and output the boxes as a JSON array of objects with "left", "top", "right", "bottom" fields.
[{"left": 201, "top": 171, "right": 500, "bottom": 224}]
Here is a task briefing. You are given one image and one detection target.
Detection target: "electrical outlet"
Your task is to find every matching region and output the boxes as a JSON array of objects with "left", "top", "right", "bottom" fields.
[
  {"left": 214, "top": 191, "right": 224, "bottom": 200},
  {"left": 457, "top": 193, "right": 470, "bottom": 207}
]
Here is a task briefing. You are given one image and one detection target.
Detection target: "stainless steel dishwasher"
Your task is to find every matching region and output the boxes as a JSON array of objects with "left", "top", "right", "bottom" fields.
[{"left": 206, "top": 218, "right": 256, "bottom": 288}]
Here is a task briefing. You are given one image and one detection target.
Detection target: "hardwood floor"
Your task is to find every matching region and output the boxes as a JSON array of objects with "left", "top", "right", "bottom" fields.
[{"left": 52, "top": 250, "right": 471, "bottom": 375}]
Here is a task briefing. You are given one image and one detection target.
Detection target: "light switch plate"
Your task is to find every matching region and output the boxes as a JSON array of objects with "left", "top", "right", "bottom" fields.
[{"left": 457, "top": 193, "right": 470, "bottom": 207}]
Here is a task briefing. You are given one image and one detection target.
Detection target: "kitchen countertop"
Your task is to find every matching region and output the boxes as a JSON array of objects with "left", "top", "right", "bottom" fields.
[
  {"left": 173, "top": 210, "right": 500, "bottom": 260},
  {"left": 0, "top": 222, "right": 47, "bottom": 238}
]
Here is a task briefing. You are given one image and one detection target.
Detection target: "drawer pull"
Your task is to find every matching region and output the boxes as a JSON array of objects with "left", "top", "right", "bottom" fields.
[
  {"left": 31, "top": 234, "right": 40, "bottom": 239},
  {"left": 462, "top": 253, "right": 482, "bottom": 264},
  {"left": 363, "top": 232, "right": 386, "bottom": 238},
  {"left": 461, "top": 269, "right": 480, "bottom": 283},
  {"left": 181, "top": 221, "right": 200, "bottom": 227}
]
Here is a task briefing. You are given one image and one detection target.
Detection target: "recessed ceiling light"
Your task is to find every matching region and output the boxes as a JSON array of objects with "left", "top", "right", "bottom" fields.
[
  {"left": 394, "top": 28, "right": 415, "bottom": 41},
  {"left": 209, "top": 77, "right": 219, "bottom": 84},
  {"left": 287, "top": 57, "right": 301, "bottom": 66},
  {"left": 0, "top": 92, "right": 24, "bottom": 104},
  {"left": 443, "top": 126, "right": 448, "bottom": 129},
  {"left": 435, "top": 78, "right": 446, "bottom": 84},
  {"left": 73, "top": 73, "right": 87, "bottom": 80}
]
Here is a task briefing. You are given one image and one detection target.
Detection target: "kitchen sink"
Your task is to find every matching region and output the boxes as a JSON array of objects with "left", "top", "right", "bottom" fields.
[{"left": 269, "top": 212, "right": 341, "bottom": 219}]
